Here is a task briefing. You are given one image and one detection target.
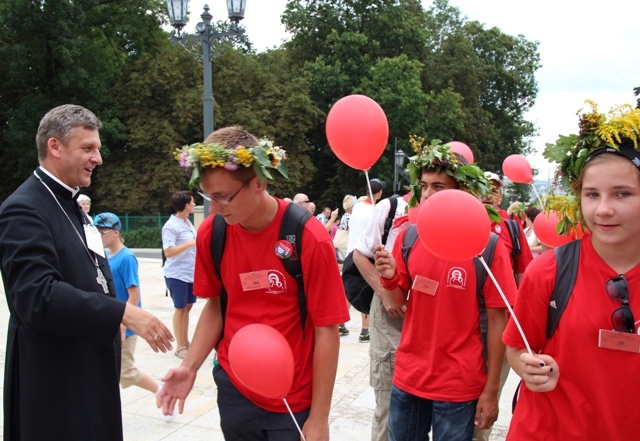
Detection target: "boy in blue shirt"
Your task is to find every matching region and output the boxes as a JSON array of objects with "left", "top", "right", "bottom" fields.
[{"left": 95, "top": 212, "right": 160, "bottom": 395}]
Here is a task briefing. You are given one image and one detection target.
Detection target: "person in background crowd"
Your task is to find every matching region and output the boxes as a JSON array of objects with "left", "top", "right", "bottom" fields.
[
  {"left": 347, "top": 178, "right": 387, "bottom": 343},
  {"left": 77, "top": 193, "right": 93, "bottom": 223},
  {"left": 96, "top": 212, "right": 161, "bottom": 396},
  {"left": 162, "top": 191, "right": 197, "bottom": 359},
  {"left": 522, "top": 206, "right": 550, "bottom": 257}
]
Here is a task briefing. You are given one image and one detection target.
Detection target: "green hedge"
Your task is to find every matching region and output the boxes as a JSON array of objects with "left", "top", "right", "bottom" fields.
[{"left": 123, "top": 227, "right": 162, "bottom": 248}]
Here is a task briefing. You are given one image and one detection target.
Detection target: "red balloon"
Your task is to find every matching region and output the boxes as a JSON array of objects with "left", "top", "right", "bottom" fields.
[
  {"left": 532, "top": 211, "right": 573, "bottom": 248},
  {"left": 325, "top": 94, "right": 389, "bottom": 170},
  {"left": 228, "top": 324, "right": 294, "bottom": 399},
  {"left": 446, "top": 141, "right": 474, "bottom": 163},
  {"left": 416, "top": 190, "right": 491, "bottom": 260},
  {"left": 502, "top": 154, "right": 533, "bottom": 184}
]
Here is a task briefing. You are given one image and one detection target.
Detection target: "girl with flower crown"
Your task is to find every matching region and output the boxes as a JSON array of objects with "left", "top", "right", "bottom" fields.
[{"left": 502, "top": 102, "right": 640, "bottom": 440}]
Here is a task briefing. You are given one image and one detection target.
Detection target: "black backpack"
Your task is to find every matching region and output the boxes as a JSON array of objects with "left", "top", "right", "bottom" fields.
[
  {"left": 210, "top": 202, "right": 312, "bottom": 339},
  {"left": 342, "top": 195, "right": 399, "bottom": 314},
  {"left": 511, "top": 239, "right": 581, "bottom": 411},
  {"left": 402, "top": 225, "right": 499, "bottom": 372}
]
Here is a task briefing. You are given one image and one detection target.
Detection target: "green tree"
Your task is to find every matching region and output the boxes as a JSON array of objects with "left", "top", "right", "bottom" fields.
[
  {"left": 0, "top": 0, "right": 168, "bottom": 201},
  {"left": 93, "top": 41, "right": 202, "bottom": 215}
]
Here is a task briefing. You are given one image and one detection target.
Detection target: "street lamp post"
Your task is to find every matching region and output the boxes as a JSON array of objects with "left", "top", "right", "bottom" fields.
[
  {"left": 394, "top": 138, "right": 406, "bottom": 193},
  {"left": 166, "top": 0, "right": 246, "bottom": 140}
]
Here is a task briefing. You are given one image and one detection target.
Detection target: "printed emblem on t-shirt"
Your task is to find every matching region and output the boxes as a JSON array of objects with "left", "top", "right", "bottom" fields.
[
  {"left": 446, "top": 267, "right": 467, "bottom": 290},
  {"left": 265, "top": 269, "right": 288, "bottom": 294}
]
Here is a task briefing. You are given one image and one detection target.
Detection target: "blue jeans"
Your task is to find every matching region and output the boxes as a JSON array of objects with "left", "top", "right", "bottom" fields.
[{"left": 388, "top": 385, "right": 477, "bottom": 441}]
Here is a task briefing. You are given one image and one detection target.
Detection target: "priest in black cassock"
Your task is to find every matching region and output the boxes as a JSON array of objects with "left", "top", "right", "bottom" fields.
[{"left": 0, "top": 104, "right": 174, "bottom": 441}]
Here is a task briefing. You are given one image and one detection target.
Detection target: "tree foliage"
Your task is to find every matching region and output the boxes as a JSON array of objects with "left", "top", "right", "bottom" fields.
[
  {"left": 0, "top": 0, "right": 168, "bottom": 201},
  {"left": 0, "top": 0, "right": 543, "bottom": 216}
]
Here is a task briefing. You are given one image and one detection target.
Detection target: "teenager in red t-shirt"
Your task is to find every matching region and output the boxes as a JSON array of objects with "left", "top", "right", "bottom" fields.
[
  {"left": 374, "top": 142, "right": 517, "bottom": 441},
  {"left": 158, "top": 126, "right": 349, "bottom": 441},
  {"left": 503, "top": 103, "right": 640, "bottom": 440}
]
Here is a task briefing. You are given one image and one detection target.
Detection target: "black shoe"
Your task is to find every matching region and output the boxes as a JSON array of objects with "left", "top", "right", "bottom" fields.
[
  {"left": 359, "top": 332, "right": 370, "bottom": 343},
  {"left": 338, "top": 324, "right": 350, "bottom": 336}
]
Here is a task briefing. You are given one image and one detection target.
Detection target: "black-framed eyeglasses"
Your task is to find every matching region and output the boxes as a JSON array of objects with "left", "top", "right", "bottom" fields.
[
  {"left": 198, "top": 178, "right": 252, "bottom": 205},
  {"left": 606, "top": 274, "right": 636, "bottom": 333},
  {"left": 298, "top": 200, "right": 310, "bottom": 204}
]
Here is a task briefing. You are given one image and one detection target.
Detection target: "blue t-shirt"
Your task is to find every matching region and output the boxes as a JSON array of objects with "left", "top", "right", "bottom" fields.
[{"left": 107, "top": 246, "right": 140, "bottom": 337}]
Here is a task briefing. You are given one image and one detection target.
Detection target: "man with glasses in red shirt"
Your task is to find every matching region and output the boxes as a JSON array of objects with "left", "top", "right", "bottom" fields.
[{"left": 159, "top": 126, "right": 349, "bottom": 441}]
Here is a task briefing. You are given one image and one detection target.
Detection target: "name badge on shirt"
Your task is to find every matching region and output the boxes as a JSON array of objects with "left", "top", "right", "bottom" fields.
[
  {"left": 84, "top": 224, "right": 105, "bottom": 258},
  {"left": 239, "top": 270, "right": 270, "bottom": 292},
  {"left": 598, "top": 329, "right": 640, "bottom": 353},
  {"left": 412, "top": 275, "right": 439, "bottom": 296}
]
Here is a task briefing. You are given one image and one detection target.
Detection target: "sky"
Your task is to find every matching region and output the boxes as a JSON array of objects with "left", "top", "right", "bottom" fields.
[{"left": 182, "top": 0, "right": 640, "bottom": 179}]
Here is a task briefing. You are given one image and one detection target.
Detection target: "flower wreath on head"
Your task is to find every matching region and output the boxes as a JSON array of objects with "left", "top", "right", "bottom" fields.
[
  {"left": 542, "top": 100, "right": 640, "bottom": 234},
  {"left": 174, "top": 138, "right": 288, "bottom": 188},
  {"left": 406, "top": 136, "right": 501, "bottom": 222}
]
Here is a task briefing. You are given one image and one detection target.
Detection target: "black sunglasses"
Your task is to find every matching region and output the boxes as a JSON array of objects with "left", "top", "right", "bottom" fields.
[{"left": 606, "top": 274, "right": 636, "bottom": 333}]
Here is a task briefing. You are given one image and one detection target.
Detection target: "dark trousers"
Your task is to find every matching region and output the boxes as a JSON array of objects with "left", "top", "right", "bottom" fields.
[{"left": 213, "top": 364, "right": 310, "bottom": 440}]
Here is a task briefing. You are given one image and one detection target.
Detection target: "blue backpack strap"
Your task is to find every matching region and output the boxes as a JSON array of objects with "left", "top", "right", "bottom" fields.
[
  {"left": 279, "top": 203, "right": 312, "bottom": 338},
  {"left": 473, "top": 232, "right": 499, "bottom": 373},
  {"left": 546, "top": 239, "right": 581, "bottom": 338}
]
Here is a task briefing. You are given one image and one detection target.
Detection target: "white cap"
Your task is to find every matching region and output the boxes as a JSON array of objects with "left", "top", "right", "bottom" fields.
[{"left": 484, "top": 172, "right": 503, "bottom": 186}]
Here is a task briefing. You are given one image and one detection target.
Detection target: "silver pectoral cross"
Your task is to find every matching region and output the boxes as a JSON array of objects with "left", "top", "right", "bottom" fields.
[{"left": 96, "top": 267, "right": 109, "bottom": 294}]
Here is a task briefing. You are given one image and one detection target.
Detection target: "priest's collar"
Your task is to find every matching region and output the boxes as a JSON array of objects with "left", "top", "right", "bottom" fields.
[{"left": 36, "top": 166, "right": 80, "bottom": 199}]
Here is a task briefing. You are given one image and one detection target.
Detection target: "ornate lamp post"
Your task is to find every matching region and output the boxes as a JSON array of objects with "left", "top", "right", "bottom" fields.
[
  {"left": 394, "top": 139, "right": 406, "bottom": 193},
  {"left": 166, "top": 0, "right": 247, "bottom": 139}
]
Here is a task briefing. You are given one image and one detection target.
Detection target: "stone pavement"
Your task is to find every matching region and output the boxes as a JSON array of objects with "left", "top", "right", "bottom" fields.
[{"left": 0, "top": 251, "right": 518, "bottom": 440}]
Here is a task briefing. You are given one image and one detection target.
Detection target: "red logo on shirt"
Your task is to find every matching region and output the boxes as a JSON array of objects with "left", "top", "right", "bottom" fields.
[{"left": 265, "top": 270, "right": 288, "bottom": 294}]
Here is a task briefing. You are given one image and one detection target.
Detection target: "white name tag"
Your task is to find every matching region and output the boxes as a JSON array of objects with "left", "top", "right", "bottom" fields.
[{"left": 84, "top": 224, "right": 105, "bottom": 258}]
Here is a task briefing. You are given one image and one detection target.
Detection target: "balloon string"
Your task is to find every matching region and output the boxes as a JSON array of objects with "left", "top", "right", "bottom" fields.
[
  {"left": 478, "top": 256, "right": 534, "bottom": 357},
  {"left": 364, "top": 169, "right": 384, "bottom": 246},
  {"left": 282, "top": 397, "right": 306, "bottom": 441},
  {"left": 530, "top": 183, "right": 544, "bottom": 209}
]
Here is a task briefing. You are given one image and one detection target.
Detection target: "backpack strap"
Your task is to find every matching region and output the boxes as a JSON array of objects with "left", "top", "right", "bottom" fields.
[
  {"left": 513, "top": 238, "right": 581, "bottom": 413},
  {"left": 210, "top": 204, "right": 312, "bottom": 340},
  {"left": 401, "top": 224, "right": 418, "bottom": 266},
  {"left": 504, "top": 219, "right": 521, "bottom": 265},
  {"left": 279, "top": 203, "right": 312, "bottom": 338},
  {"left": 211, "top": 214, "right": 228, "bottom": 333},
  {"left": 473, "top": 232, "right": 499, "bottom": 373},
  {"left": 382, "top": 195, "right": 399, "bottom": 245},
  {"left": 546, "top": 239, "right": 581, "bottom": 338}
]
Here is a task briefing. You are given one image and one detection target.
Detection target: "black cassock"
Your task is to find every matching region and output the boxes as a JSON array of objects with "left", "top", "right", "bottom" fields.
[{"left": 0, "top": 169, "right": 126, "bottom": 441}]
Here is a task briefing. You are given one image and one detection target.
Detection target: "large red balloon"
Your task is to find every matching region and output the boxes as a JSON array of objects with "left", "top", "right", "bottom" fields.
[
  {"left": 325, "top": 94, "right": 389, "bottom": 170},
  {"left": 502, "top": 154, "right": 533, "bottom": 184},
  {"left": 446, "top": 141, "right": 474, "bottom": 163},
  {"left": 416, "top": 190, "right": 491, "bottom": 260},
  {"left": 228, "top": 324, "right": 294, "bottom": 399},
  {"left": 532, "top": 211, "right": 573, "bottom": 248}
]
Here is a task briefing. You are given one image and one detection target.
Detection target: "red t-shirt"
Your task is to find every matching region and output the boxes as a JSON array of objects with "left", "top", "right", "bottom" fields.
[
  {"left": 503, "top": 235, "right": 640, "bottom": 440},
  {"left": 194, "top": 198, "right": 350, "bottom": 412},
  {"left": 391, "top": 230, "right": 517, "bottom": 401}
]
